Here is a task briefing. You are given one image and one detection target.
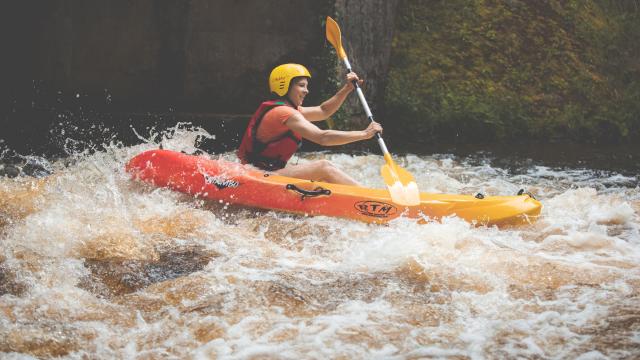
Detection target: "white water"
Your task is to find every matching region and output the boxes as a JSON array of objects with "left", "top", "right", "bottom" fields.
[{"left": 1, "top": 127, "right": 639, "bottom": 359}]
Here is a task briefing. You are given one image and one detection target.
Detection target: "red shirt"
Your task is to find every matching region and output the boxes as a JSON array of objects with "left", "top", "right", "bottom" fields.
[{"left": 256, "top": 106, "right": 301, "bottom": 143}]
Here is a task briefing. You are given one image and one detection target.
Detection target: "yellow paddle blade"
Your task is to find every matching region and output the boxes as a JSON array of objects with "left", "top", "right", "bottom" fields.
[
  {"left": 381, "top": 163, "right": 421, "bottom": 206},
  {"left": 381, "top": 153, "right": 416, "bottom": 185},
  {"left": 326, "top": 16, "right": 348, "bottom": 60}
]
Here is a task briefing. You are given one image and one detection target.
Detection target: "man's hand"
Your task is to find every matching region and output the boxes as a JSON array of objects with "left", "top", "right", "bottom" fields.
[
  {"left": 345, "top": 72, "right": 364, "bottom": 91},
  {"left": 361, "top": 121, "right": 383, "bottom": 139}
]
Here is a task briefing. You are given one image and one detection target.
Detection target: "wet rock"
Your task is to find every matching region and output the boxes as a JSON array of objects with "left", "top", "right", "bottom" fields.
[
  {"left": 81, "top": 244, "right": 218, "bottom": 297},
  {"left": 123, "top": 273, "right": 227, "bottom": 316},
  {"left": 0, "top": 261, "right": 27, "bottom": 297},
  {"left": 0, "top": 322, "right": 92, "bottom": 357},
  {"left": 262, "top": 282, "right": 311, "bottom": 317},
  {"left": 0, "top": 157, "right": 52, "bottom": 178},
  {"left": 21, "top": 160, "right": 52, "bottom": 178},
  {"left": 0, "top": 164, "right": 20, "bottom": 178}
]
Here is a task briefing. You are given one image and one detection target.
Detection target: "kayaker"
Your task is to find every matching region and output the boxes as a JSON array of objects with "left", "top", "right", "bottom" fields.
[{"left": 237, "top": 63, "right": 382, "bottom": 185}]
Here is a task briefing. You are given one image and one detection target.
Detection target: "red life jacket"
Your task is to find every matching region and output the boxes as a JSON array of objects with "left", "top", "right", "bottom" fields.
[{"left": 237, "top": 100, "right": 302, "bottom": 171}]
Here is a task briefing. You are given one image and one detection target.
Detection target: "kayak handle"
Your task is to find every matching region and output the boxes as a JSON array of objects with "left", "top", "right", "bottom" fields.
[
  {"left": 286, "top": 184, "right": 331, "bottom": 200},
  {"left": 517, "top": 189, "right": 537, "bottom": 200}
]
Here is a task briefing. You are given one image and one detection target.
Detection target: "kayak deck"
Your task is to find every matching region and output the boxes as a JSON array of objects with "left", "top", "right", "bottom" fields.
[{"left": 126, "top": 150, "right": 542, "bottom": 226}]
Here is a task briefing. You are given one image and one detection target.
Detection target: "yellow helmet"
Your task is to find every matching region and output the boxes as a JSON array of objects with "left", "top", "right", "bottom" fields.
[{"left": 269, "top": 63, "right": 311, "bottom": 96}]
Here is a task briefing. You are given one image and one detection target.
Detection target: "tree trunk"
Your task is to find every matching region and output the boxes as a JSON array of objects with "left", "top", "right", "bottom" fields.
[{"left": 334, "top": 0, "right": 399, "bottom": 126}]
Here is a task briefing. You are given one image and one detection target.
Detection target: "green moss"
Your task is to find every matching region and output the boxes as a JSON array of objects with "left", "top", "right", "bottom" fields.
[{"left": 385, "top": 0, "right": 640, "bottom": 144}]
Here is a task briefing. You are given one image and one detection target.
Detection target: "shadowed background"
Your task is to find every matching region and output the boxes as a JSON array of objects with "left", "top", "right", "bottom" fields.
[{"left": 1, "top": 0, "right": 639, "bottom": 160}]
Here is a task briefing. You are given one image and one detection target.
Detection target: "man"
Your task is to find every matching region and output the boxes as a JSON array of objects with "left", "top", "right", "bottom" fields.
[{"left": 238, "top": 63, "right": 382, "bottom": 185}]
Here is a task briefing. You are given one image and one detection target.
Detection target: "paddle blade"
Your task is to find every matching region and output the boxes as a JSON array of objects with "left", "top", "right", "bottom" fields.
[
  {"left": 326, "top": 15, "right": 420, "bottom": 206},
  {"left": 326, "top": 16, "right": 348, "bottom": 60},
  {"left": 381, "top": 164, "right": 421, "bottom": 206}
]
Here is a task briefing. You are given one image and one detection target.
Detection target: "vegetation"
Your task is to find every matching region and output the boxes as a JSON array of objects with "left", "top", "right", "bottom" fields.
[{"left": 385, "top": 0, "right": 640, "bottom": 144}]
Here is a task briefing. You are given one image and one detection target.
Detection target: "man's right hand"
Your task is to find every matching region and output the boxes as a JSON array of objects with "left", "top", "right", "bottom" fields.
[{"left": 362, "top": 121, "right": 383, "bottom": 139}]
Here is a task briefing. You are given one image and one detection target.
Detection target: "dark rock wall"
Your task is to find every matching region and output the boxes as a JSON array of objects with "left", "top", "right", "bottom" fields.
[
  {"left": 182, "top": 0, "right": 332, "bottom": 111},
  {"left": 0, "top": 1, "right": 399, "bottom": 154},
  {"left": 2, "top": 0, "right": 375, "bottom": 112},
  {"left": 334, "top": 0, "right": 399, "bottom": 124}
]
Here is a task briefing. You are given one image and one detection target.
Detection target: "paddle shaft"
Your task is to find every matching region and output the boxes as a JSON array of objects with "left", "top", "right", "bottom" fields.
[
  {"left": 326, "top": 15, "right": 419, "bottom": 205},
  {"left": 341, "top": 58, "right": 390, "bottom": 157}
]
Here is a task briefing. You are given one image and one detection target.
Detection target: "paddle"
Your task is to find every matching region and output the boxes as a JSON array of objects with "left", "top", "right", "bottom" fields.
[{"left": 325, "top": 16, "right": 420, "bottom": 206}]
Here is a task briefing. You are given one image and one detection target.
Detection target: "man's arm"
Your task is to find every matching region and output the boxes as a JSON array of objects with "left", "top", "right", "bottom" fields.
[
  {"left": 285, "top": 112, "right": 380, "bottom": 146},
  {"left": 299, "top": 86, "right": 351, "bottom": 122},
  {"left": 299, "top": 72, "right": 362, "bottom": 122}
]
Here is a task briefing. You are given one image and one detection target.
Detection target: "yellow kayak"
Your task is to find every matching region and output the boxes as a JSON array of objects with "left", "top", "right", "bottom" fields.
[{"left": 126, "top": 150, "right": 542, "bottom": 227}]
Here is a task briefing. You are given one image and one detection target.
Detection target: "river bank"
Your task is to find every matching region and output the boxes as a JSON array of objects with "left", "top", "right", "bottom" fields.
[{"left": 385, "top": 0, "right": 640, "bottom": 144}]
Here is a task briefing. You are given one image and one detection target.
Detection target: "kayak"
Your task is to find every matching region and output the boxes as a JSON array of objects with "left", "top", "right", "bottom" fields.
[{"left": 126, "top": 149, "right": 541, "bottom": 226}]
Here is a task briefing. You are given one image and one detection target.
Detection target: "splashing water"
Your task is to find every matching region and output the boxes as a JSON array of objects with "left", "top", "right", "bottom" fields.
[{"left": 1, "top": 125, "right": 639, "bottom": 359}]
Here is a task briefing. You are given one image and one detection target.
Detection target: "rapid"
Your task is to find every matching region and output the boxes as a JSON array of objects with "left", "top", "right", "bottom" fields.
[{"left": 1, "top": 125, "right": 639, "bottom": 359}]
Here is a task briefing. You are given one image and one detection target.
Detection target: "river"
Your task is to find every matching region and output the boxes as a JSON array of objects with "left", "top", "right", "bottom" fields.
[{"left": 1, "top": 125, "right": 639, "bottom": 359}]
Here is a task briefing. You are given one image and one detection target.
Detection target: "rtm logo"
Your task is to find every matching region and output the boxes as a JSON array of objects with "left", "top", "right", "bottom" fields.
[
  {"left": 354, "top": 201, "right": 398, "bottom": 218},
  {"left": 204, "top": 174, "right": 239, "bottom": 190}
]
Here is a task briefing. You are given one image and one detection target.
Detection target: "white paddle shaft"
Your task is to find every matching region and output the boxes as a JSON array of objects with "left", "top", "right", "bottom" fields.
[{"left": 342, "top": 58, "right": 390, "bottom": 156}]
